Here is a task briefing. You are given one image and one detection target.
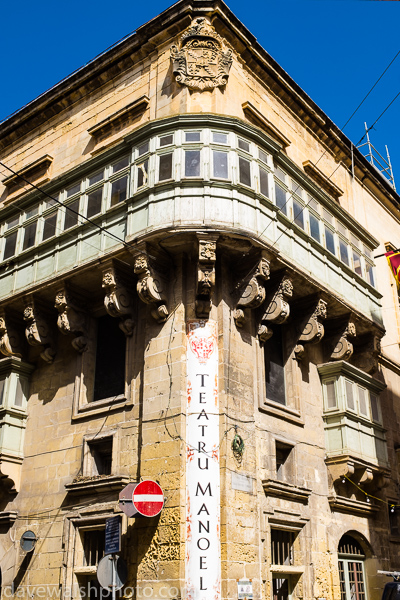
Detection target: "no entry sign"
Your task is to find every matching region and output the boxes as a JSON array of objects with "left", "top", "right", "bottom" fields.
[{"left": 132, "top": 480, "right": 164, "bottom": 517}]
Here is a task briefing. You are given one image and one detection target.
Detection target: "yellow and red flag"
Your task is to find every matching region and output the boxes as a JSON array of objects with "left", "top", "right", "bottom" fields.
[{"left": 386, "top": 251, "right": 400, "bottom": 288}]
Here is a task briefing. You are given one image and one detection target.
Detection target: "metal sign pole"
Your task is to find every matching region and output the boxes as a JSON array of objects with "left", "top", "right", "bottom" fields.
[{"left": 112, "top": 555, "right": 116, "bottom": 600}]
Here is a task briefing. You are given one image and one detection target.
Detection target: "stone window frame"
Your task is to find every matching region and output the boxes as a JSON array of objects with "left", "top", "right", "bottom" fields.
[
  {"left": 82, "top": 430, "right": 119, "bottom": 478},
  {"left": 72, "top": 312, "right": 137, "bottom": 420}
]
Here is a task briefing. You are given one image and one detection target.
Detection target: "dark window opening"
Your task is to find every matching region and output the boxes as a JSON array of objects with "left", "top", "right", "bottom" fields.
[
  {"left": 89, "top": 437, "right": 113, "bottom": 476},
  {"left": 265, "top": 326, "right": 286, "bottom": 405},
  {"left": 83, "top": 529, "right": 105, "bottom": 566},
  {"left": 275, "top": 442, "right": 293, "bottom": 482},
  {"left": 93, "top": 315, "right": 126, "bottom": 402},
  {"left": 271, "top": 529, "right": 294, "bottom": 566}
]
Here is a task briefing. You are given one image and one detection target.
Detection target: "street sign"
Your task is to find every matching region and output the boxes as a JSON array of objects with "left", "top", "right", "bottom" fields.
[
  {"left": 132, "top": 480, "right": 164, "bottom": 517},
  {"left": 119, "top": 483, "right": 139, "bottom": 517},
  {"left": 97, "top": 555, "right": 127, "bottom": 592},
  {"left": 105, "top": 516, "right": 121, "bottom": 555}
]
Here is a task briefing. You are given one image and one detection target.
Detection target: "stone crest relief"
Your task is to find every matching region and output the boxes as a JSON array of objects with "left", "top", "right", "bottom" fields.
[{"left": 171, "top": 18, "right": 232, "bottom": 91}]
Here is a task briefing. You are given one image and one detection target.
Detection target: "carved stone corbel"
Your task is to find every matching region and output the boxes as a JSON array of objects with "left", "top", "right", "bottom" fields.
[
  {"left": 257, "top": 275, "right": 293, "bottom": 342},
  {"left": 54, "top": 285, "right": 89, "bottom": 352},
  {"left": 0, "top": 310, "right": 24, "bottom": 358},
  {"left": 352, "top": 333, "right": 382, "bottom": 374},
  {"left": 101, "top": 261, "right": 135, "bottom": 336},
  {"left": 134, "top": 254, "right": 169, "bottom": 323},
  {"left": 233, "top": 253, "right": 270, "bottom": 328},
  {"left": 196, "top": 237, "right": 218, "bottom": 318},
  {"left": 23, "top": 297, "right": 56, "bottom": 363},
  {"left": 294, "top": 299, "right": 327, "bottom": 360},
  {"left": 330, "top": 320, "right": 356, "bottom": 361}
]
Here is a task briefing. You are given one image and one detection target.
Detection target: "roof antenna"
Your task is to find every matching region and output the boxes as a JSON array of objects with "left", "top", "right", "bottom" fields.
[{"left": 357, "top": 122, "right": 396, "bottom": 191}]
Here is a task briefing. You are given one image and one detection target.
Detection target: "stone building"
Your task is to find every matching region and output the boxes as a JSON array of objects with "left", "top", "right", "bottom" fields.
[{"left": 0, "top": 2, "right": 399, "bottom": 600}]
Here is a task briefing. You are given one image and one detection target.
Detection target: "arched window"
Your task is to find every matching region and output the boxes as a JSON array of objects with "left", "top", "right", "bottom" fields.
[{"left": 338, "top": 535, "right": 367, "bottom": 600}]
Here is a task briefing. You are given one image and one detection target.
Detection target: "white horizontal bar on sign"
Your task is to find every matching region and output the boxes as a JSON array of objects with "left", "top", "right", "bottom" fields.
[{"left": 133, "top": 495, "right": 164, "bottom": 502}]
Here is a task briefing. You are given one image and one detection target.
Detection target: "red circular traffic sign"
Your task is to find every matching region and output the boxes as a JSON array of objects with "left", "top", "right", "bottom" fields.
[{"left": 132, "top": 480, "right": 164, "bottom": 517}]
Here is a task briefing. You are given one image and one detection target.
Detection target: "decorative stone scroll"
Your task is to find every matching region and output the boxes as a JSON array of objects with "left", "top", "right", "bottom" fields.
[
  {"left": 0, "top": 310, "right": 24, "bottom": 358},
  {"left": 54, "top": 285, "right": 89, "bottom": 352},
  {"left": 233, "top": 254, "right": 270, "bottom": 328},
  {"left": 257, "top": 276, "right": 293, "bottom": 343},
  {"left": 170, "top": 17, "right": 232, "bottom": 91},
  {"left": 294, "top": 299, "right": 327, "bottom": 360},
  {"left": 352, "top": 333, "right": 382, "bottom": 375},
  {"left": 330, "top": 320, "right": 356, "bottom": 361},
  {"left": 101, "top": 261, "right": 135, "bottom": 336},
  {"left": 23, "top": 297, "right": 56, "bottom": 363},
  {"left": 196, "top": 236, "right": 218, "bottom": 318},
  {"left": 134, "top": 254, "right": 169, "bottom": 323}
]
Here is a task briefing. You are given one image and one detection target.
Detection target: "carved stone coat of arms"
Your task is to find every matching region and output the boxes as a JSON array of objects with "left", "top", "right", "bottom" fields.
[{"left": 170, "top": 17, "right": 232, "bottom": 91}]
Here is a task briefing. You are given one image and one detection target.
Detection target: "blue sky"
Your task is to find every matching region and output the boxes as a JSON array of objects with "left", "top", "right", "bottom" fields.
[{"left": 1, "top": 0, "right": 399, "bottom": 189}]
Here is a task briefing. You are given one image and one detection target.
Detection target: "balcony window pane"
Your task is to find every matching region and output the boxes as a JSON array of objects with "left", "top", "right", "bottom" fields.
[
  {"left": 185, "top": 150, "right": 201, "bottom": 177},
  {"left": 358, "top": 387, "right": 368, "bottom": 416},
  {"left": 326, "top": 381, "right": 336, "bottom": 409},
  {"left": 353, "top": 250, "right": 362, "bottom": 275},
  {"left": 212, "top": 132, "right": 227, "bottom": 144},
  {"left": 6, "top": 217, "right": 19, "bottom": 230},
  {"left": 239, "top": 157, "right": 251, "bottom": 186},
  {"left": 23, "top": 222, "right": 37, "bottom": 250},
  {"left": 325, "top": 226, "right": 336, "bottom": 255},
  {"left": 293, "top": 199, "right": 304, "bottom": 229},
  {"left": 3, "top": 232, "right": 17, "bottom": 260},
  {"left": 213, "top": 151, "right": 228, "bottom": 179},
  {"left": 345, "top": 380, "right": 355, "bottom": 410},
  {"left": 64, "top": 199, "right": 79, "bottom": 230},
  {"left": 274, "top": 165, "right": 286, "bottom": 182},
  {"left": 111, "top": 176, "right": 128, "bottom": 205},
  {"left": 0, "top": 379, "right": 4, "bottom": 405},
  {"left": 138, "top": 141, "right": 149, "bottom": 156},
  {"left": 259, "top": 148, "right": 269, "bottom": 164},
  {"left": 366, "top": 262, "right": 375, "bottom": 287},
  {"left": 14, "top": 379, "right": 24, "bottom": 407},
  {"left": 370, "top": 393, "right": 380, "bottom": 422},
  {"left": 350, "top": 233, "right": 361, "bottom": 248},
  {"left": 112, "top": 157, "right": 129, "bottom": 173},
  {"left": 25, "top": 206, "right": 38, "bottom": 220},
  {"left": 364, "top": 245, "right": 372, "bottom": 259},
  {"left": 238, "top": 138, "right": 250, "bottom": 152},
  {"left": 185, "top": 131, "right": 200, "bottom": 142},
  {"left": 66, "top": 183, "right": 80, "bottom": 198},
  {"left": 89, "top": 171, "right": 103, "bottom": 187},
  {"left": 309, "top": 213, "right": 320, "bottom": 242},
  {"left": 137, "top": 160, "right": 149, "bottom": 188},
  {"left": 160, "top": 134, "right": 173, "bottom": 147},
  {"left": 43, "top": 213, "right": 57, "bottom": 240},
  {"left": 291, "top": 181, "right": 303, "bottom": 197},
  {"left": 159, "top": 153, "right": 173, "bottom": 181},
  {"left": 87, "top": 188, "right": 103, "bottom": 218},
  {"left": 337, "top": 222, "right": 347, "bottom": 237},
  {"left": 323, "top": 208, "right": 334, "bottom": 224},
  {"left": 339, "top": 239, "right": 349, "bottom": 265},
  {"left": 259, "top": 166, "right": 269, "bottom": 197},
  {"left": 308, "top": 197, "right": 319, "bottom": 212},
  {"left": 275, "top": 183, "right": 287, "bottom": 214}
]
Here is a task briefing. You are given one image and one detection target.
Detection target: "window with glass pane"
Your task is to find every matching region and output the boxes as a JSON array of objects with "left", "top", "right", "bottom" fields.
[
  {"left": 112, "top": 157, "right": 129, "bottom": 173},
  {"left": 265, "top": 326, "right": 286, "bottom": 405},
  {"left": 274, "top": 165, "right": 286, "bottom": 182},
  {"left": 353, "top": 250, "right": 362, "bottom": 275},
  {"left": 309, "top": 213, "right": 320, "bottom": 242},
  {"left": 87, "top": 188, "right": 103, "bottom": 218},
  {"left": 66, "top": 183, "right": 80, "bottom": 198},
  {"left": 14, "top": 378, "right": 24, "bottom": 407},
  {"left": 111, "top": 176, "right": 128, "bottom": 205},
  {"left": 239, "top": 157, "right": 251, "bottom": 186},
  {"left": 345, "top": 380, "right": 355, "bottom": 411},
  {"left": 3, "top": 232, "right": 17, "bottom": 260},
  {"left": 89, "top": 171, "right": 103, "bottom": 186},
  {"left": 259, "top": 166, "right": 269, "bottom": 197},
  {"left": 339, "top": 239, "right": 349, "bottom": 265},
  {"left": 138, "top": 141, "right": 149, "bottom": 156},
  {"left": 0, "top": 379, "right": 5, "bottom": 405},
  {"left": 259, "top": 148, "right": 269, "bottom": 164},
  {"left": 325, "top": 381, "right": 336, "bottom": 409},
  {"left": 25, "top": 206, "right": 38, "bottom": 219},
  {"left": 275, "top": 183, "right": 287, "bottom": 215},
  {"left": 308, "top": 197, "right": 319, "bottom": 212},
  {"left": 159, "top": 153, "right": 173, "bottom": 181},
  {"left": 291, "top": 181, "right": 303, "bottom": 197},
  {"left": 293, "top": 199, "right": 304, "bottom": 229},
  {"left": 160, "top": 134, "right": 173, "bottom": 147},
  {"left": 238, "top": 138, "right": 250, "bottom": 152},
  {"left": 185, "top": 131, "right": 200, "bottom": 142},
  {"left": 365, "top": 262, "right": 375, "bottom": 287},
  {"left": 23, "top": 222, "right": 37, "bottom": 250},
  {"left": 323, "top": 208, "right": 334, "bottom": 225},
  {"left": 212, "top": 132, "right": 227, "bottom": 144},
  {"left": 43, "top": 213, "right": 57, "bottom": 240},
  {"left": 350, "top": 233, "right": 361, "bottom": 248},
  {"left": 213, "top": 151, "right": 228, "bottom": 179},
  {"left": 137, "top": 160, "right": 149, "bottom": 188},
  {"left": 358, "top": 387, "right": 368, "bottom": 416},
  {"left": 185, "top": 150, "right": 200, "bottom": 177},
  {"left": 370, "top": 393, "right": 380, "bottom": 422},
  {"left": 325, "top": 226, "right": 336, "bottom": 255},
  {"left": 64, "top": 199, "right": 79, "bottom": 230},
  {"left": 337, "top": 222, "right": 347, "bottom": 237},
  {"left": 6, "top": 217, "right": 19, "bottom": 230}
]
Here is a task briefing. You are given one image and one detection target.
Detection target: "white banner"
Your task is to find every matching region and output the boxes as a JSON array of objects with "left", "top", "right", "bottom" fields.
[{"left": 186, "top": 320, "right": 221, "bottom": 600}]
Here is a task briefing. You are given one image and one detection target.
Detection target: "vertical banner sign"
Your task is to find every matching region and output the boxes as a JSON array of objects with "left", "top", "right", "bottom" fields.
[{"left": 186, "top": 320, "right": 221, "bottom": 600}]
